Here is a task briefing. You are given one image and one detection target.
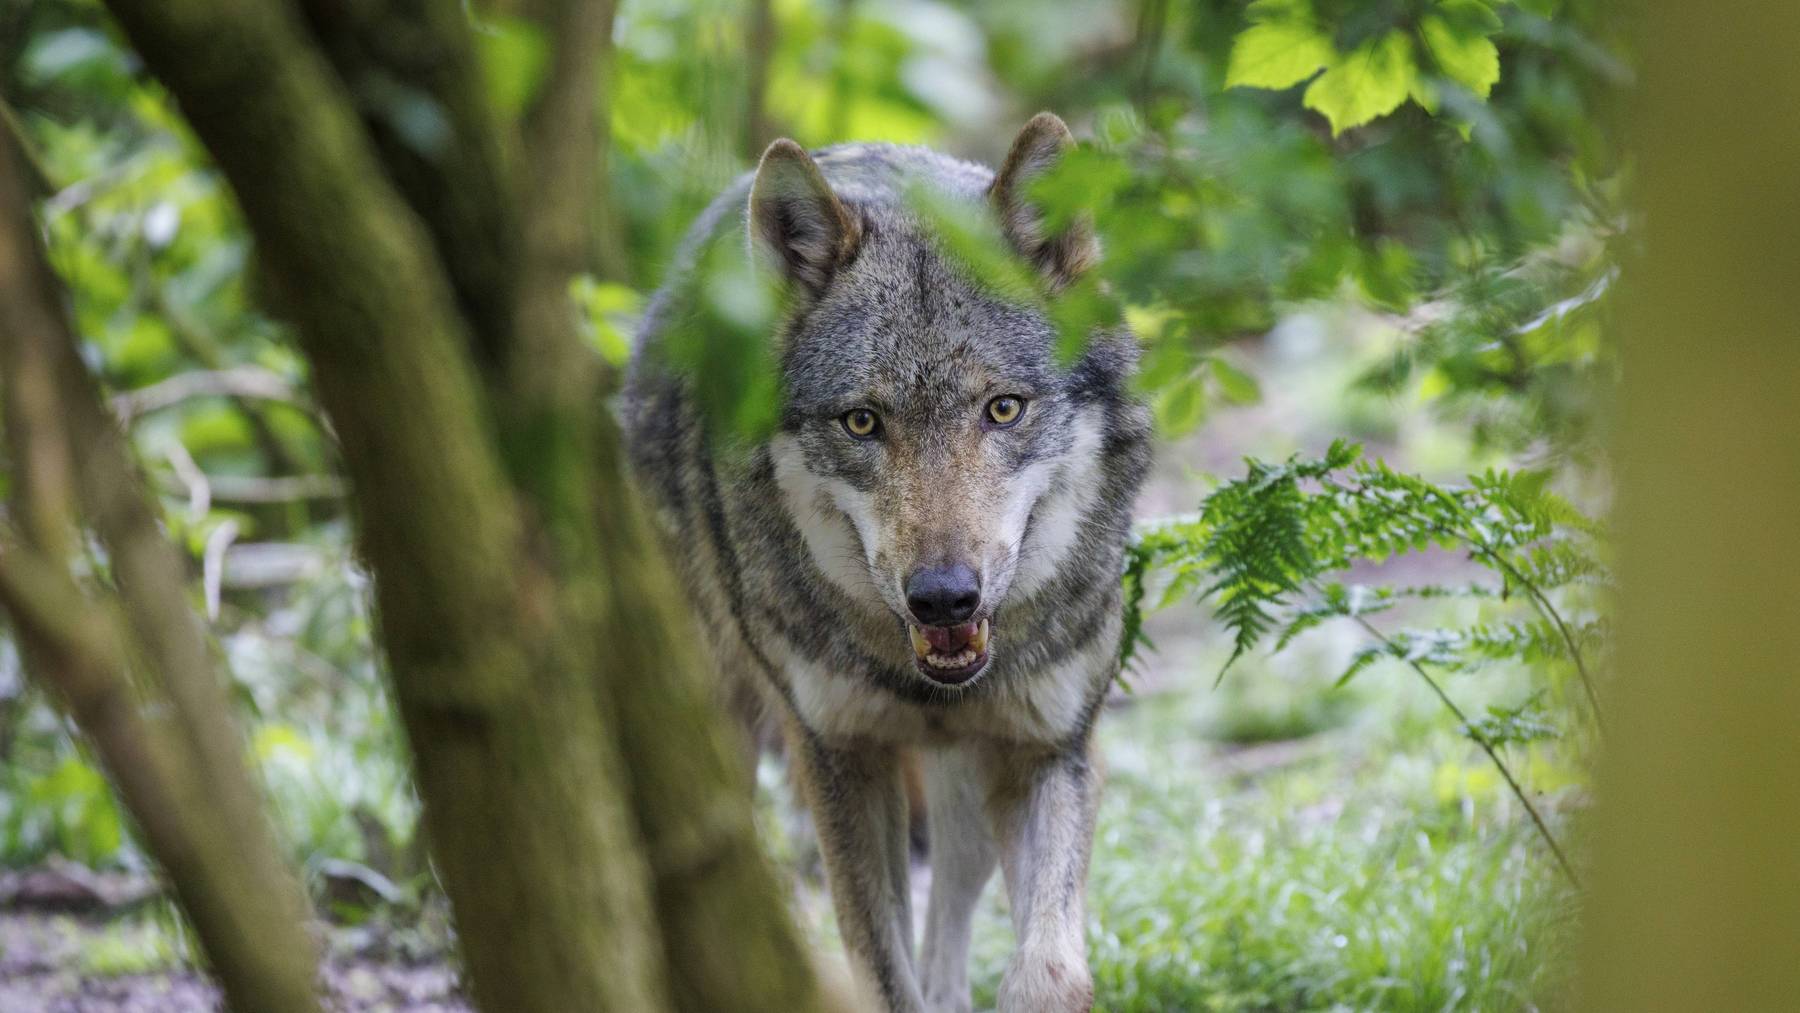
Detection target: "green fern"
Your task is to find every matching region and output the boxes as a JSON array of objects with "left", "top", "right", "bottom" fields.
[{"left": 1123, "top": 440, "right": 1608, "bottom": 883}]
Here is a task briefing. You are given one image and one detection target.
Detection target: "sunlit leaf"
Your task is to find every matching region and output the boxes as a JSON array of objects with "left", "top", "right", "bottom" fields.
[
  {"left": 1226, "top": 20, "right": 1334, "bottom": 91},
  {"left": 1303, "top": 31, "right": 1418, "bottom": 136}
]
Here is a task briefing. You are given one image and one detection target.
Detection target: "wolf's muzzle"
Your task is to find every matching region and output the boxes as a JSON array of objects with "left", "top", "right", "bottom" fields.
[{"left": 904, "top": 564, "right": 990, "bottom": 684}]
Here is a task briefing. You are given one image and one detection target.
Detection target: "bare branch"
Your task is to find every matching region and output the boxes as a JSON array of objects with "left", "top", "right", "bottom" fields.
[
  {"left": 112, "top": 365, "right": 306, "bottom": 421},
  {"left": 179, "top": 472, "right": 347, "bottom": 504},
  {"left": 202, "top": 518, "right": 238, "bottom": 620},
  {"left": 218, "top": 542, "right": 329, "bottom": 589}
]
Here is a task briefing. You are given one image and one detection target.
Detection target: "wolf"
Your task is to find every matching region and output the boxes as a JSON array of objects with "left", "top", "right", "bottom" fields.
[{"left": 623, "top": 113, "right": 1150, "bottom": 1013}]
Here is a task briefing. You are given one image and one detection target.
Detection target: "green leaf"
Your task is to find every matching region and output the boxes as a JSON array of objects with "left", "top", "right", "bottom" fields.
[
  {"left": 1420, "top": 14, "right": 1501, "bottom": 98},
  {"left": 1154, "top": 370, "right": 1208, "bottom": 436},
  {"left": 1208, "top": 356, "right": 1262, "bottom": 404},
  {"left": 569, "top": 276, "right": 642, "bottom": 367},
  {"left": 1303, "top": 31, "right": 1418, "bottom": 136},
  {"left": 1225, "top": 20, "right": 1335, "bottom": 91}
]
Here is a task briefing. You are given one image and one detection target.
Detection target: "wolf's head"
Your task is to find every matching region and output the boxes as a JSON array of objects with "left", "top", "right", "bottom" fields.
[{"left": 758, "top": 114, "right": 1129, "bottom": 690}]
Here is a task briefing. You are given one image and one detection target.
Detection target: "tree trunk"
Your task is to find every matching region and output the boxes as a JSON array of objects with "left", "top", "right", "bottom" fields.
[
  {"left": 1576, "top": 3, "right": 1800, "bottom": 1008},
  {"left": 88, "top": 1, "right": 832, "bottom": 1009}
]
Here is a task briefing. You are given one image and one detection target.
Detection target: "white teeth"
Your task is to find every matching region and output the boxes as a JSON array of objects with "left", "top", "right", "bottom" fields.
[{"left": 908, "top": 620, "right": 991, "bottom": 672}]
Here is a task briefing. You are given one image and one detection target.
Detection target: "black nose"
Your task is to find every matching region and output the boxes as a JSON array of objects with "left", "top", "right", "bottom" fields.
[{"left": 906, "top": 564, "right": 981, "bottom": 626}]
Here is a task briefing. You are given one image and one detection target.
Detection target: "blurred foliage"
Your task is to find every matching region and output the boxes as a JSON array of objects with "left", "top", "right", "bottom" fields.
[{"left": 0, "top": 0, "right": 1620, "bottom": 997}]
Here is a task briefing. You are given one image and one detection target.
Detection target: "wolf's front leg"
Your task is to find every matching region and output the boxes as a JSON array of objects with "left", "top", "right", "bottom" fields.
[
  {"left": 919, "top": 745, "right": 998, "bottom": 1013},
  {"left": 990, "top": 743, "right": 1099, "bottom": 1013},
  {"left": 793, "top": 733, "right": 924, "bottom": 1012}
]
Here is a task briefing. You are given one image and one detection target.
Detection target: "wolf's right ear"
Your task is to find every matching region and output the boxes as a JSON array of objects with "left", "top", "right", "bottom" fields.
[{"left": 749, "top": 140, "right": 861, "bottom": 296}]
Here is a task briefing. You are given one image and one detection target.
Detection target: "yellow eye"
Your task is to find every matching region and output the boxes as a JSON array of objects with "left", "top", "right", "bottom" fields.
[
  {"left": 986, "top": 396, "right": 1025, "bottom": 427},
  {"left": 842, "top": 408, "right": 881, "bottom": 439}
]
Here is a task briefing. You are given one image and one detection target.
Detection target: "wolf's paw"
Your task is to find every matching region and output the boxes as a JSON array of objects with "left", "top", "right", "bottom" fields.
[{"left": 997, "top": 945, "right": 1093, "bottom": 1013}]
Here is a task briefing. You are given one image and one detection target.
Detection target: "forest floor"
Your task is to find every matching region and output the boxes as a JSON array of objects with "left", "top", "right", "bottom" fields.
[{"left": 0, "top": 596, "right": 1578, "bottom": 1011}]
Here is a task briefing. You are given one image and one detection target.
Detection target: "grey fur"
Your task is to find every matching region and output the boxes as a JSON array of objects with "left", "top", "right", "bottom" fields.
[{"left": 624, "top": 117, "right": 1150, "bottom": 1013}]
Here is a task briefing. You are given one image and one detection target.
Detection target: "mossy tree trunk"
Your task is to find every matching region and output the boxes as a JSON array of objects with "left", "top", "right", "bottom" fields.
[
  {"left": 4, "top": 0, "right": 832, "bottom": 1009},
  {"left": 1577, "top": 2, "right": 1800, "bottom": 1008}
]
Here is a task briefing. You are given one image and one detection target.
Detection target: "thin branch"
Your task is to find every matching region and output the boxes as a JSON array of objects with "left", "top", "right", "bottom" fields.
[
  {"left": 156, "top": 470, "right": 346, "bottom": 504},
  {"left": 202, "top": 518, "right": 238, "bottom": 620},
  {"left": 162, "top": 440, "right": 210, "bottom": 521},
  {"left": 1134, "top": 0, "right": 1170, "bottom": 111},
  {"left": 0, "top": 100, "right": 54, "bottom": 198},
  {"left": 138, "top": 278, "right": 334, "bottom": 470},
  {"left": 112, "top": 366, "right": 307, "bottom": 421}
]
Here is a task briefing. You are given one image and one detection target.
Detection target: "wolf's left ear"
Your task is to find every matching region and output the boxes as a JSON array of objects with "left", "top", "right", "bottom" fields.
[
  {"left": 750, "top": 139, "right": 862, "bottom": 296},
  {"left": 990, "top": 112, "right": 1099, "bottom": 289}
]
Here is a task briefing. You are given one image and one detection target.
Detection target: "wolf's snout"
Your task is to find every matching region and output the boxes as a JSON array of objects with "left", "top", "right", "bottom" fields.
[{"left": 905, "top": 563, "right": 981, "bottom": 626}]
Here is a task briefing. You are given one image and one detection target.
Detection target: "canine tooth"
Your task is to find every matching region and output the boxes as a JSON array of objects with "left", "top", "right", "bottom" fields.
[
  {"left": 971, "top": 618, "right": 989, "bottom": 654},
  {"left": 909, "top": 625, "right": 931, "bottom": 659}
]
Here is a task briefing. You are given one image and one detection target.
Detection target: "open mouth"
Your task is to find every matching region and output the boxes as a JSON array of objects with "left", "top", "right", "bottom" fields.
[{"left": 907, "top": 618, "right": 991, "bottom": 685}]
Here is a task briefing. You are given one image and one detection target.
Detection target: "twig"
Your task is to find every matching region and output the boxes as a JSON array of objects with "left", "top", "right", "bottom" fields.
[
  {"left": 202, "top": 519, "right": 238, "bottom": 620},
  {"left": 163, "top": 440, "right": 210, "bottom": 521},
  {"left": 112, "top": 366, "right": 306, "bottom": 422},
  {"left": 192, "top": 473, "right": 346, "bottom": 503},
  {"left": 743, "top": 0, "right": 776, "bottom": 159}
]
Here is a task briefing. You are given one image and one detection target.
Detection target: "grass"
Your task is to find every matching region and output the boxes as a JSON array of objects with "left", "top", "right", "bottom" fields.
[
  {"left": 1075, "top": 695, "right": 1573, "bottom": 1012},
  {"left": 775, "top": 625, "right": 1583, "bottom": 1013},
  {"left": 78, "top": 913, "right": 185, "bottom": 978}
]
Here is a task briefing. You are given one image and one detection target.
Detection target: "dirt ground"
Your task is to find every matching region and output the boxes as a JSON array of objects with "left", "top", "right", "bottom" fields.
[{"left": 0, "top": 912, "right": 467, "bottom": 1012}]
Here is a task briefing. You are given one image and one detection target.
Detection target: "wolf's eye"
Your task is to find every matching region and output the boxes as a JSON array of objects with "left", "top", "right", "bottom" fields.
[
  {"left": 986, "top": 396, "right": 1026, "bottom": 427},
  {"left": 842, "top": 408, "right": 881, "bottom": 440}
]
